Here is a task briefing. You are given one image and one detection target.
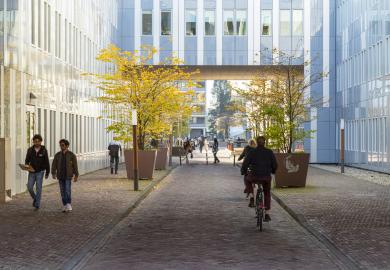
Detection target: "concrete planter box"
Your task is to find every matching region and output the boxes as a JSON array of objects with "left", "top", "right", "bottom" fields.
[
  {"left": 124, "top": 149, "right": 157, "bottom": 180},
  {"left": 155, "top": 148, "right": 168, "bottom": 170},
  {"left": 274, "top": 153, "right": 310, "bottom": 188}
]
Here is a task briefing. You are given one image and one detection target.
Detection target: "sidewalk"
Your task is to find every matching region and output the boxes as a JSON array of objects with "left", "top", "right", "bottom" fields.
[
  {"left": 0, "top": 164, "right": 174, "bottom": 269},
  {"left": 272, "top": 166, "right": 390, "bottom": 270}
]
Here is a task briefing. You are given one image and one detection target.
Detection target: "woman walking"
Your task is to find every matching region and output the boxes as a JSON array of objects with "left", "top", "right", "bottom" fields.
[{"left": 212, "top": 138, "right": 220, "bottom": 164}]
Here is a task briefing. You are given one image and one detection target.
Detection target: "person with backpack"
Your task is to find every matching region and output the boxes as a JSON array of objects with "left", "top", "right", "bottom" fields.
[
  {"left": 108, "top": 141, "right": 122, "bottom": 174},
  {"left": 212, "top": 138, "right": 220, "bottom": 164}
]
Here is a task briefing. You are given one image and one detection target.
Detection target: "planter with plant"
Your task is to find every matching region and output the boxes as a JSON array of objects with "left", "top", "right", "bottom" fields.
[
  {"left": 90, "top": 45, "right": 197, "bottom": 179},
  {"left": 235, "top": 49, "right": 326, "bottom": 187}
]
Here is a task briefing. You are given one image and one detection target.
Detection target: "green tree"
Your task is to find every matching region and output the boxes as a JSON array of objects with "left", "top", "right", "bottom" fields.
[{"left": 208, "top": 80, "right": 239, "bottom": 139}]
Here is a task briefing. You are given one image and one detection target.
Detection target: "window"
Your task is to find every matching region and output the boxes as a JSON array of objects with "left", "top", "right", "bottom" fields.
[
  {"left": 292, "top": 10, "right": 303, "bottom": 35},
  {"left": 161, "top": 11, "right": 171, "bottom": 35},
  {"left": 236, "top": 10, "right": 247, "bottom": 35},
  {"left": 261, "top": 10, "right": 272, "bottom": 36},
  {"left": 142, "top": 11, "right": 152, "bottom": 35},
  {"left": 224, "top": 10, "right": 234, "bottom": 35},
  {"left": 204, "top": 10, "right": 215, "bottom": 35},
  {"left": 280, "top": 10, "right": 291, "bottom": 36},
  {"left": 186, "top": 9, "right": 196, "bottom": 36}
]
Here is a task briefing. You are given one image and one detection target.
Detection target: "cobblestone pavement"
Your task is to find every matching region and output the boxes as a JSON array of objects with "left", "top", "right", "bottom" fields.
[
  {"left": 83, "top": 165, "right": 340, "bottom": 270},
  {"left": 0, "top": 164, "right": 171, "bottom": 270},
  {"left": 273, "top": 166, "right": 390, "bottom": 270},
  {"left": 312, "top": 164, "right": 390, "bottom": 186}
]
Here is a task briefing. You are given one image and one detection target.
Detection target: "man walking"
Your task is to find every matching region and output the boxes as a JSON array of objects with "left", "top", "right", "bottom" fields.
[
  {"left": 108, "top": 141, "right": 122, "bottom": 174},
  {"left": 241, "top": 136, "right": 277, "bottom": 222},
  {"left": 199, "top": 136, "right": 204, "bottom": 153},
  {"left": 52, "top": 139, "right": 79, "bottom": 212},
  {"left": 24, "top": 134, "right": 50, "bottom": 210}
]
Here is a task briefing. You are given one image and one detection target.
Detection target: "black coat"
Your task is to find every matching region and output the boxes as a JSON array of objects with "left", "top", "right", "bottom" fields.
[
  {"left": 241, "top": 146, "right": 277, "bottom": 177},
  {"left": 25, "top": 146, "right": 50, "bottom": 176}
]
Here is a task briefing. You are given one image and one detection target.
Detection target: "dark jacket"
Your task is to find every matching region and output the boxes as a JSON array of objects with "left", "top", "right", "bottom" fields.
[
  {"left": 241, "top": 146, "right": 278, "bottom": 177},
  {"left": 108, "top": 143, "right": 122, "bottom": 157},
  {"left": 25, "top": 146, "right": 50, "bottom": 176},
  {"left": 238, "top": 145, "right": 254, "bottom": 161},
  {"left": 51, "top": 151, "right": 79, "bottom": 178}
]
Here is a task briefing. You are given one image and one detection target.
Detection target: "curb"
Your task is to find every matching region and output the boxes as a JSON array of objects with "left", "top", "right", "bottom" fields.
[
  {"left": 271, "top": 191, "right": 362, "bottom": 270},
  {"left": 62, "top": 166, "right": 177, "bottom": 270}
]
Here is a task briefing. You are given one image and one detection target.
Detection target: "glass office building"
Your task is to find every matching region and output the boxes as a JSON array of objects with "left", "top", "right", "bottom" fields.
[
  {"left": 119, "top": 0, "right": 390, "bottom": 173},
  {"left": 0, "top": 0, "right": 118, "bottom": 195},
  {"left": 2, "top": 0, "right": 390, "bottom": 197}
]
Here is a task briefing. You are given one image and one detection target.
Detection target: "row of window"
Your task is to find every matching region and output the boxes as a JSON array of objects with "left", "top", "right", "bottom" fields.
[
  {"left": 142, "top": 9, "right": 303, "bottom": 37},
  {"left": 31, "top": 0, "right": 100, "bottom": 72},
  {"left": 36, "top": 108, "right": 111, "bottom": 157},
  {"left": 344, "top": 118, "right": 387, "bottom": 156},
  {"left": 338, "top": 36, "right": 390, "bottom": 93}
]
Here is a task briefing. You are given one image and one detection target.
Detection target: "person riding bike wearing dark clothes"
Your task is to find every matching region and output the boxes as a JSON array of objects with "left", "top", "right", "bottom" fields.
[{"left": 241, "top": 136, "right": 277, "bottom": 222}]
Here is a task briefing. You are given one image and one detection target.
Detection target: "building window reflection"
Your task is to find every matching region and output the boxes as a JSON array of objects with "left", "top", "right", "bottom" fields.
[
  {"left": 280, "top": 10, "right": 291, "bottom": 36},
  {"left": 224, "top": 10, "right": 234, "bottom": 35},
  {"left": 186, "top": 9, "right": 197, "bottom": 36},
  {"left": 261, "top": 10, "right": 272, "bottom": 36},
  {"left": 161, "top": 11, "right": 172, "bottom": 35},
  {"left": 204, "top": 10, "right": 215, "bottom": 36},
  {"left": 142, "top": 10, "right": 152, "bottom": 35},
  {"left": 292, "top": 10, "right": 303, "bottom": 36}
]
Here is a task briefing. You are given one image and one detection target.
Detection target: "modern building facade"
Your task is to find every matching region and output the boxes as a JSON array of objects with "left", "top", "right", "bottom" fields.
[
  {"left": 0, "top": 0, "right": 118, "bottom": 195},
  {"left": 189, "top": 81, "right": 207, "bottom": 138},
  {"left": 119, "top": 0, "right": 390, "bottom": 173}
]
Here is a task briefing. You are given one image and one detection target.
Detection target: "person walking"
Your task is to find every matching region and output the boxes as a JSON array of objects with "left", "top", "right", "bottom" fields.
[
  {"left": 108, "top": 141, "right": 122, "bottom": 174},
  {"left": 238, "top": 139, "right": 257, "bottom": 197},
  {"left": 241, "top": 136, "right": 277, "bottom": 222},
  {"left": 212, "top": 138, "right": 220, "bottom": 164},
  {"left": 199, "top": 136, "right": 205, "bottom": 153},
  {"left": 51, "top": 139, "right": 79, "bottom": 212},
  {"left": 24, "top": 134, "right": 50, "bottom": 210}
]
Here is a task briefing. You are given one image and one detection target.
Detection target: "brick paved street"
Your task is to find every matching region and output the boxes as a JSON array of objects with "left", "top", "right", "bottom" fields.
[
  {"left": 0, "top": 164, "right": 171, "bottom": 270},
  {"left": 273, "top": 166, "right": 390, "bottom": 270},
  {"left": 82, "top": 165, "right": 340, "bottom": 270}
]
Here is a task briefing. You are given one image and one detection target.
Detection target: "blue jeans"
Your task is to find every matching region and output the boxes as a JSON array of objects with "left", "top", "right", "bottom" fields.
[
  {"left": 27, "top": 171, "right": 45, "bottom": 208},
  {"left": 58, "top": 178, "right": 72, "bottom": 206}
]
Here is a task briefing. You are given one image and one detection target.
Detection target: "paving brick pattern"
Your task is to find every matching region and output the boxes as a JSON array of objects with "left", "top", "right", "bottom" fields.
[
  {"left": 0, "top": 164, "right": 170, "bottom": 270},
  {"left": 273, "top": 166, "right": 390, "bottom": 270},
  {"left": 83, "top": 165, "right": 339, "bottom": 270}
]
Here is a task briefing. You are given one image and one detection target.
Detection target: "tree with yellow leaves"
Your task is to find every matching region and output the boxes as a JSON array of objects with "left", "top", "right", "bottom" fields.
[{"left": 90, "top": 44, "right": 198, "bottom": 150}]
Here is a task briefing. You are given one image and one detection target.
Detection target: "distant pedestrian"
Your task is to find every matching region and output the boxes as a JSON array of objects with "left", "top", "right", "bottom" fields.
[
  {"left": 108, "top": 141, "right": 122, "bottom": 174},
  {"left": 212, "top": 138, "right": 220, "bottom": 164},
  {"left": 51, "top": 139, "right": 79, "bottom": 213},
  {"left": 199, "top": 136, "right": 205, "bottom": 153},
  {"left": 24, "top": 134, "right": 50, "bottom": 210}
]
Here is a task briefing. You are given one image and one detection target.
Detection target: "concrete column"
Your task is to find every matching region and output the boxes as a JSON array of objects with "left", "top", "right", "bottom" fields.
[{"left": 0, "top": 138, "right": 11, "bottom": 203}]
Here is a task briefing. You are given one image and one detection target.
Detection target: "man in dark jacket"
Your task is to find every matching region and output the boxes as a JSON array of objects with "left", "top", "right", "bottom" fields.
[
  {"left": 108, "top": 141, "right": 122, "bottom": 174},
  {"left": 241, "top": 136, "right": 277, "bottom": 221},
  {"left": 52, "top": 139, "right": 79, "bottom": 212},
  {"left": 25, "top": 134, "right": 50, "bottom": 209}
]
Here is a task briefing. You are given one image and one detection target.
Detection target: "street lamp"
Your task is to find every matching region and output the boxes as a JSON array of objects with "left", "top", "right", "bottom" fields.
[
  {"left": 340, "top": 118, "right": 345, "bottom": 173},
  {"left": 132, "top": 109, "right": 139, "bottom": 191}
]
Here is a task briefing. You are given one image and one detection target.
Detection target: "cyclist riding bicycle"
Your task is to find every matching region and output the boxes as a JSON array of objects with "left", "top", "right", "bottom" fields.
[{"left": 241, "top": 136, "right": 277, "bottom": 222}]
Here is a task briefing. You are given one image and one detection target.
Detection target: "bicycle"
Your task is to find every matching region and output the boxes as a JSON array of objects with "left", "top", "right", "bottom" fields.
[{"left": 255, "top": 183, "right": 265, "bottom": 232}]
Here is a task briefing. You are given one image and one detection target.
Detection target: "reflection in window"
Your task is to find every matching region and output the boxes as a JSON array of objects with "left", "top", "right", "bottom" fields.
[
  {"left": 161, "top": 11, "right": 171, "bottom": 35},
  {"left": 280, "top": 10, "right": 291, "bottom": 36},
  {"left": 292, "top": 10, "right": 303, "bottom": 35},
  {"left": 261, "top": 10, "right": 272, "bottom": 36},
  {"left": 204, "top": 10, "right": 215, "bottom": 35},
  {"left": 236, "top": 10, "right": 247, "bottom": 35},
  {"left": 224, "top": 10, "right": 234, "bottom": 35},
  {"left": 186, "top": 10, "right": 197, "bottom": 36},
  {"left": 142, "top": 11, "right": 152, "bottom": 35}
]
